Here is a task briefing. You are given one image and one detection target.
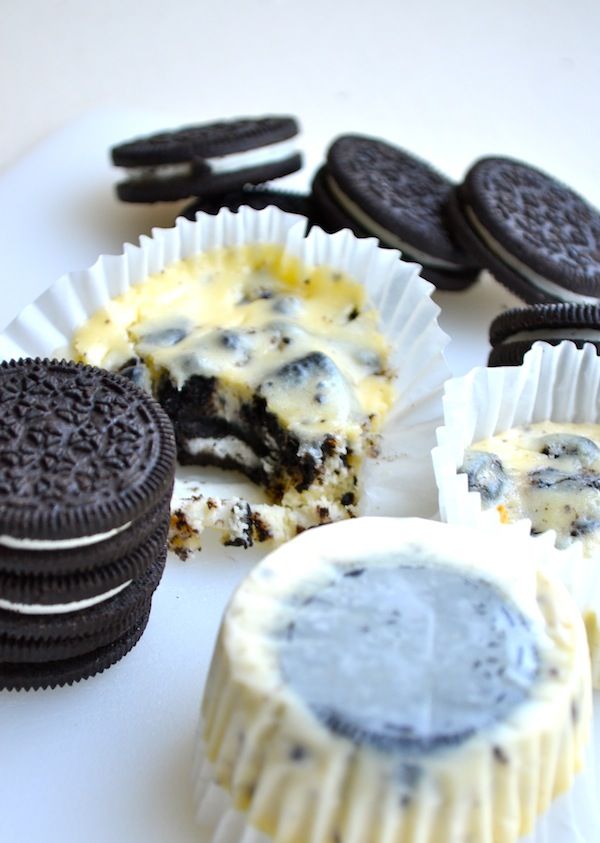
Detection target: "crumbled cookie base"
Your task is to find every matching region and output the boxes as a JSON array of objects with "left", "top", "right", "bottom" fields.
[{"left": 169, "top": 493, "right": 352, "bottom": 552}]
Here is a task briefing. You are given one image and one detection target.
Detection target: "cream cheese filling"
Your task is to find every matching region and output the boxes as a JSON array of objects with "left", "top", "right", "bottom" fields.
[
  {"left": 0, "top": 580, "right": 131, "bottom": 615},
  {"left": 465, "top": 205, "right": 600, "bottom": 304},
  {"left": 0, "top": 521, "right": 131, "bottom": 551},
  {"left": 326, "top": 175, "right": 466, "bottom": 271},
  {"left": 124, "top": 138, "right": 299, "bottom": 182}
]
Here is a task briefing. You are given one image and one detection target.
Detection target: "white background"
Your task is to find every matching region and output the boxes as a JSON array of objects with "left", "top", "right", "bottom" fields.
[{"left": 0, "top": 2, "right": 599, "bottom": 841}]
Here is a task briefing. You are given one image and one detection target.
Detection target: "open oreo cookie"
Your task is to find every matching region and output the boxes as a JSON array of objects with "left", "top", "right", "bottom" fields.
[
  {"left": 112, "top": 115, "right": 302, "bottom": 203},
  {"left": 0, "top": 359, "right": 176, "bottom": 690},
  {"left": 447, "top": 156, "right": 600, "bottom": 304},
  {"left": 310, "top": 135, "right": 480, "bottom": 291}
]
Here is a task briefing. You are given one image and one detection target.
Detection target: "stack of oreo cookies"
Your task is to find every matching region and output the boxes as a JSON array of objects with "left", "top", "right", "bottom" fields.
[
  {"left": 0, "top": 359, "right": 176, "bottom": 690},
  {"left": 111, "top": 114, "right": 316, "bottom": 224}
]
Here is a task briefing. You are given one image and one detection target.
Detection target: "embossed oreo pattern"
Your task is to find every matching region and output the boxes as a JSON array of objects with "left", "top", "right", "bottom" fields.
[
  {"left": 112, "top": 116, "right": 299, "bottom": 166},
  {"left": 327, "top": 135, "right": 469, "bottom": 263},
  {"left": 0, "top": 359, "right": 175, "bottom": 540},
  {"left": 464, "top": 157, "right": 600, "bottom": 295}
]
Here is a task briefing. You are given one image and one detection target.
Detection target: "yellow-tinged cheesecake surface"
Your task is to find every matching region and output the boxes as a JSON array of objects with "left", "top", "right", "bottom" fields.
[
  {"left": 70, "top": 244, "right": 394, "bottom": 440},
  {"left": 196, "top": 518, "right": 592, "bottom": 843},
  {"left": 464, "top": 421, "right": 600, "bottom": 556}
]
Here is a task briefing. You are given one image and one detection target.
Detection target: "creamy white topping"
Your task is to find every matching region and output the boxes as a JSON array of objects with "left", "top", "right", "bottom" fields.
[
  {"left": 326, "top": 174, "right": 465, "bottom": 270},
  {"left": 0, "top": 580, "right": 131, "bottom": 615},
  {"left": 0, "top": 521, "right": 131, "bottom": 551},
  {"left": 465, "top": 206, "right": 600, "bottom": 304}
]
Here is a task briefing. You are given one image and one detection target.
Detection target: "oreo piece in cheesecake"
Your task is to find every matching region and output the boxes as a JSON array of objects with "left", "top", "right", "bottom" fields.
[
  {"left": 310, "top": 135, "right": 480, "bottom": 291},
  {"left": 0, "top": 358, "right": 176, "bottom": 690},
  {"left": 488, "top": 303, "right": 600, "bottom": 366},
  {"left": 112, "top": 115, "right": 302, "bottom": 203},
  {"left": 447, "top": 156, "right": 600, "bottom": 304},
  {"left": 196, "top": 518, "right": 591, "bottom": 843}
]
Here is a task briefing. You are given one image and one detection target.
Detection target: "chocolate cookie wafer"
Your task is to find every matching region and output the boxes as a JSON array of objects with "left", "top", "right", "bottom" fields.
[{"left": 0, "top": 358, "right": 176, "bottom": 690}]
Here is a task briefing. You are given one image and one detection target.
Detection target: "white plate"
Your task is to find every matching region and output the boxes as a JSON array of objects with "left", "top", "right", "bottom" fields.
[{"left": 0, "top": 110, "right": 597, "bottom": 843}]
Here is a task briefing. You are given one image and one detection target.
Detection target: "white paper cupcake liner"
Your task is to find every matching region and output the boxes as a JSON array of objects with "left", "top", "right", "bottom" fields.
[
  {"left": 432, "top": 341, "right": 600, "bottom": 686},
  {"left": 0, "top": 207, "right": 451, "bottom": 540}
]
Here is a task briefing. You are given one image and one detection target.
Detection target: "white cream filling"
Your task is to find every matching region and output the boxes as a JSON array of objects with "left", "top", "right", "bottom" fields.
[
  {"left": 0, "top": 521, "right": 131, "bottom": 551},
  {"left": 185, "top": 435, "right": 260, "bottom": 469},
  {"left": 0, "top": 580, "right": 131, "bottom": 616},
  {"left": 124, "top": 138, "right": 299, "bottom": 182},
  {"left": 505, "top": 327, "right": 600, "bottom": 342},
  {"left": 127, "top": 162, "right": 192, "bottom": 181},
  {"left": 207, "top": 138, "right": 299, "bottom": 174},
  {"left": 465, "top": 205, "right": 600, "bottom": 304},
  {"left": 326, "top": 175, "right": 465, "bottom": 271}
]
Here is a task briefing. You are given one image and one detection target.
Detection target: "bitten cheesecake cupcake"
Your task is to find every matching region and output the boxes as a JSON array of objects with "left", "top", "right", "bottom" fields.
[
  {"left": 433, "top": 341, "right": 600, "bottom": 688},
  {"left": 194, "top": 517, "right": 591, "bottom": 843},
  {"left": 25, "top": 207, "right": 448, "bottom": 552}
]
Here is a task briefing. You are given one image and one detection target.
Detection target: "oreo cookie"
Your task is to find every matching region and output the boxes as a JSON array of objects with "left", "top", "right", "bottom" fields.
[
  {"left": 447, "top": 156, "right": 600, "bottom": 304},
  {"left": 0, "top": 359, "right": 176, "bottom": 690},
  {"left": 112, "top": 115, "right": 302, "bottom": 203},
  {"left": 309, "top": 135, "right": 480, "bottom": 291},
  {"left": 488, "top": 303, "right": 600, "bottom": 366}
]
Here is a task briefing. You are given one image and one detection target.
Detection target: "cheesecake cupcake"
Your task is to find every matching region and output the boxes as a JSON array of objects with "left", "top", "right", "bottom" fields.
[
  {"left": 433, "top": 340, "right": 600, "bottom": 687},
  {"left": 194, "top": 517, "right": 592, "bottom": 843},
  {"left": 0, "top": 207, "right": 450, "bottom": 552}
]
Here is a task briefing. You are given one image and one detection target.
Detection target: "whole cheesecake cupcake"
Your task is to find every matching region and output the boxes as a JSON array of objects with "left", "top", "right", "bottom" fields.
[{"left": 194, "top": 517, "right": 591, "bottom": 843}]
